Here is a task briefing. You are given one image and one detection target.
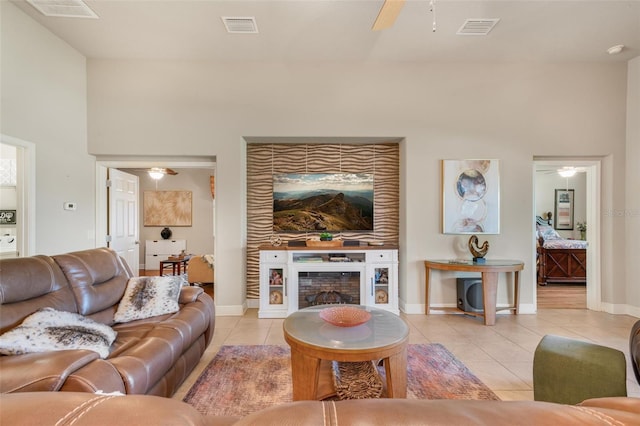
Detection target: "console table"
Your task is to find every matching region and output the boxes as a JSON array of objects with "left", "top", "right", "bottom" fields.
[{"left": 424, "top": 259, "right": 524, "bottom": 326}]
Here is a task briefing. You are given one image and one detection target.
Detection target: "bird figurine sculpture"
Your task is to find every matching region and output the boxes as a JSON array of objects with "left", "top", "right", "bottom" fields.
[{"left": 468, "top": 235, "right": 489, "bottom": 263}]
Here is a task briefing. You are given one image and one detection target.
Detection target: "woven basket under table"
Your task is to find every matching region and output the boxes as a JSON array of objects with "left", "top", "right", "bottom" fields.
[{"left": 331, "top": 360, "right": 383, "bottom": 400}]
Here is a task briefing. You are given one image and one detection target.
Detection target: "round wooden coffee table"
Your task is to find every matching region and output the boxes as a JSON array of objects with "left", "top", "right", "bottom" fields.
[{"left": 283, "top": 304, "right": 409, "bottom": 401}]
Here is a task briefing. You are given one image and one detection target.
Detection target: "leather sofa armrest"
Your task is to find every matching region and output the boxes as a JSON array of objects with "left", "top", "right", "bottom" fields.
[
  {"left": 580, "top": 397, "right": 640, "bottom": 414},
  {"left": 0, "top": 350, "right": 99, "bottom": 392},
  {"left": 0, "top": 392, "right": 225, "bottom": 426},
  {"left": 179, "top": 285, "right": 204, "bottom": 304}
]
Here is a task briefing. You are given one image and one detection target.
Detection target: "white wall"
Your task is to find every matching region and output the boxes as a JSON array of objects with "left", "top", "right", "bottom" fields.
[
  {"left": 1, "top": 1, "right": 95, "bottom": 254},
  {"left": 86, "top": 60, "right": 632, "bottom": 314},
  {"left": 625, "top": 57, "right": 640, "bottom": 314},
  {"left": 3, "top": 3, "right": 636, "bottom": 315}
]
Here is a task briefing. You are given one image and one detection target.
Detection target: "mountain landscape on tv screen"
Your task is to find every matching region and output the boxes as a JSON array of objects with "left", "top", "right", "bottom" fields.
[{"left": 273, "top": 173, "right": 374, "bottom": 232}]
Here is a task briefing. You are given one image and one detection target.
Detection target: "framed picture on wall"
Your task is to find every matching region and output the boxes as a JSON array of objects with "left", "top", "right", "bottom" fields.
[
  {"left": 554, "top": 189, "right": 574, "bottom": 230},
  {"left": 442, "top": 159, "right": 500, "bottom": 234},
  {"left": 0, "top": 210, "right": 16, "bottom": 225},
  {"left": 143, "top": 191, "right": 193, "bottom": 226}
]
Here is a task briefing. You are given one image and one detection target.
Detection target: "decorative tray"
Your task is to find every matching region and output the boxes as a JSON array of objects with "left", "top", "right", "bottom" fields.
[
  {"left": 319, "top": 306, "right": 371, "bottom": 327},
  {"left": 306, "top": 240, "right": 344, "bottom": 248}
]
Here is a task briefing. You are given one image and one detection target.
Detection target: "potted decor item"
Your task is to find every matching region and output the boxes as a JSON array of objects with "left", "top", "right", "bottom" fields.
[
  {"left": 307, "top": 232, "right": 343, "bottom": 247},
  {"left": 160, "top": 227, "right": 172, "bottom": 240},
  {"left": 577, "top": 222, "right": 587, "bottom": 240},
  {"left": 319, "top": 232, "right": 333, "bottom": 241}
]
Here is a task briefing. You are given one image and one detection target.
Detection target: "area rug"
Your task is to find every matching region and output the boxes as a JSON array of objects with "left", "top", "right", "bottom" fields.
[{"left": 183, "top": 343, "right": 499, "bottom": 417}]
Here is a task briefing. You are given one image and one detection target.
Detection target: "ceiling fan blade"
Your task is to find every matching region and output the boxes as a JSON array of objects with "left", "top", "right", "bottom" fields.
[
  {"left": 372, "top": 0, "right": 406, "bottom": 31},
  {"left": 164, "top": 168, "right": 178, "bottom": 175}
]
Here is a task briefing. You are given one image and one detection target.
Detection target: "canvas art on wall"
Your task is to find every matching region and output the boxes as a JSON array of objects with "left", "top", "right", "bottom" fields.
[
  {"left": 442, "top": 159, "right": 500, "bottom": 234},
  {"left": 144, "top": 191, "right": 193, "bottom": 227},
  {"left": 554, "top": 189, "right": 574, "bottom": 230},
  {"left": 273, "top": 173, "right": 374, "bottom": 232}
]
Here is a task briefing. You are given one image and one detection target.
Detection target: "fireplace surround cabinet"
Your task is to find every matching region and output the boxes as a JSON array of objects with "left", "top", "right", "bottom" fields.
[{"left": 258, "top": 244, "right": 399, "bottom": 318}]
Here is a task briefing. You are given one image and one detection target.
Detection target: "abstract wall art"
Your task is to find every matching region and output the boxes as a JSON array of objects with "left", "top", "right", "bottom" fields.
[
  {"left": 143, "top": 190, "right": 192, "bottom": 227},
  {"left": 554, "top": 188, "right": 574, "bottom": 230},
  {"left": 442, "top": 159, "right": 500, "bottom": 234}
]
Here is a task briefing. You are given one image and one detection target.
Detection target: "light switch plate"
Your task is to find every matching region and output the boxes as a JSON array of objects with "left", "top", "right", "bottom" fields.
[{"left": 63, "top": 202, "right": 77, "bottom": 211}]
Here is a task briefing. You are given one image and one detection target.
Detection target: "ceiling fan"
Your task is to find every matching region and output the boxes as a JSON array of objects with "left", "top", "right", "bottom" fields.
[
  {"left": 126, "top": 167, "right": 178, "bottom": 179},
  {"left": 148, "top": 167, "right": 178, "bottom": 179},
  {"left": 372, "top": 0, "right": 406, "bottom": 31}
]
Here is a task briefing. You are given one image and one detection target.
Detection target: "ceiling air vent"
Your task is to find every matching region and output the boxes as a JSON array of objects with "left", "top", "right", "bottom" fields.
[
  {"left": 456, "top": 19, "right": 500, "bottom": 36},
  {"left": 222, "top": 17, "right": 258, "bottom": 34},
  {"left": 26, "top": 0, "right": 98, "bottom": 18}
]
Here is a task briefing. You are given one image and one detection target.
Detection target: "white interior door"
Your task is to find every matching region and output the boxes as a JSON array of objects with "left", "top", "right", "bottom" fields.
[{"left": 108, "top": 168, "right": 139, "bottom": 272}]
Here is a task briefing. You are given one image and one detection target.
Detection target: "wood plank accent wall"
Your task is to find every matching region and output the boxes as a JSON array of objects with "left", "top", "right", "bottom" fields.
[{"left": 246, "top": 143, "right": 400, "bottom": 299}]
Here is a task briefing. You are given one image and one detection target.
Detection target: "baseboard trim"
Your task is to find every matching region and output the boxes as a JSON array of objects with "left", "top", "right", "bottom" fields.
[
  {"left": 600, "top": 302, "right": 640, "bottom": 318},
  {"left": 401, "top": 301, "right": 537, "bottom": 315},
  {"left": 215, "top": 303, "right": 247, "bottom": 316},
  {"left": 518, "top": 303, "right": 536, "bottom": 314},
  {"left": 225, "top": 299, "right": 638, "bottom": 319}
]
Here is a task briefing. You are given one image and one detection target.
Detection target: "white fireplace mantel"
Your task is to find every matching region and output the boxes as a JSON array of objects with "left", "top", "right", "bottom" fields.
[{"left": 258, "top": 244, "right": 399, "bottom": 318}]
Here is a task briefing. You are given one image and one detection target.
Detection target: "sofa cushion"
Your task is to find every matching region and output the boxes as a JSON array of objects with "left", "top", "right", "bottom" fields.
[
  {"left": 114, "top": 276, "right": 181, "bottom": 323},
  {"left": 53, "top": 248, "right": 132, "bottom": 317},
  {"left": 0, "top": 308, "right": 117, "bottom": 359},
  {"left": 0, "top": 255, "right": 78, "bottom": 334}
]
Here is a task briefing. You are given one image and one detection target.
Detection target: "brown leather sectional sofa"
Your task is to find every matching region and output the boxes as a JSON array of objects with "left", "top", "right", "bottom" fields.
[
  {"left": 1, "top": 392, "right": 639, "bottom": 425},
  {"left": 0, "top": 247, "right": 215, "bottom": 396}
]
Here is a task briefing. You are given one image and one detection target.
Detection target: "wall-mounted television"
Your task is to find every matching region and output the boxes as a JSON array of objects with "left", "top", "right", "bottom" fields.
[{"left": 273, "top": 173, "right": 374, "bottom": 232}]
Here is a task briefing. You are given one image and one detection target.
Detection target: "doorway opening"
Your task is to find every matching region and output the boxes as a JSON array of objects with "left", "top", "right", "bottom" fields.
[
  {"left": 96, "top": 158, "right": 216, "bottom": 275},
  {"left": 533, "top": 159, "right": 601, "bottom": 311},
  {"left": 1, "top": 135, "right": 36, "bottom": 258}
]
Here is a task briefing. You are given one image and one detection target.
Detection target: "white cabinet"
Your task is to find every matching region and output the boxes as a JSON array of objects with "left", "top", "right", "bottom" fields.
[
  {"left": 258, "top": 250, "right": 288, "bottom": 318},
  {"left": 145, "top": 239, "right": 186, "bottom": 271},
  {"left": 258, "top": 246, "right": 398, "bottom": 318},
  {"left": 365, "top": 250, "right": 398, "bottom": 313}
]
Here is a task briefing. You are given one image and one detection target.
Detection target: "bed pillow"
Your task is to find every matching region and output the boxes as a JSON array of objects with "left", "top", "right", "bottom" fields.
[
  {"left": 536, "top": 224, "right": 561, "bottom": 241},
  {"left": 0, "top": 307, "right": 116, "bottom": 359},
  {"left": 114, "top": 276, "right": 182, "bottom": 323}
]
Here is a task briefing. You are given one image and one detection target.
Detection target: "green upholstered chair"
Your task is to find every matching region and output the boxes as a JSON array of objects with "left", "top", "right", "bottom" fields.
[
  {"left": 631, "top": 320, "right": 640, "bottom": 386},
  {"left": 533, "top": 334, "right": 627, "bottom": 405}
]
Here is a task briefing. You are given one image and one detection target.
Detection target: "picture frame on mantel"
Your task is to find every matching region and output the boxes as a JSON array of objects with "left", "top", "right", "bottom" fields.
[
  {"left": 442, "top": 159, "right": 500, "bottom": 234},
  {"left": 554, "top": 189, "right": 574, "bottom": 230},
  {"left": 143, "top": 190, "right": 193, "bottom": 226}
]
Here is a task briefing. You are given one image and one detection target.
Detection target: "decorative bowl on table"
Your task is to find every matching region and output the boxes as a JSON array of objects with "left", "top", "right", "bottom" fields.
[{"left": 319, "top": 306, "right": 371, "bottom": 327}]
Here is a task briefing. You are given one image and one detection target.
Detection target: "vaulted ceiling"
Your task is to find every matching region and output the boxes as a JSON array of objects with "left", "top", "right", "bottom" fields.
[{"left": 10, "top": 0, "right": 640, "bottom": 63}]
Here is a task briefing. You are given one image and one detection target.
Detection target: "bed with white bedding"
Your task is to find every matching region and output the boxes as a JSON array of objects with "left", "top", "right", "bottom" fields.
[{"left": 536, "top": 217, "right": 587, "bottom": 285}]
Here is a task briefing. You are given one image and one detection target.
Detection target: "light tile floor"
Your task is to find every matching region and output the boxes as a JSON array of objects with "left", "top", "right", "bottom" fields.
[{"left": 173, "top": 309, "right": 640, "bottom": 401}]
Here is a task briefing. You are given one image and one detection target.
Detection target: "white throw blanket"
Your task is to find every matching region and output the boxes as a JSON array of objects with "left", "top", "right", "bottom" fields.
[{"left": 203, "top": 254, "right": 214, "bottom": 269}]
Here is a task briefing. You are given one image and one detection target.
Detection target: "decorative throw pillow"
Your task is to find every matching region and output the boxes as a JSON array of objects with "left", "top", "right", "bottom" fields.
[
  {"left": 114, "top": 276, "right": 181, "bottom": 323},
  {"left": 0, "top": 307, "right": 117, "bottom": 359},
  {"left": 536, "top": 224, "right": 561, "bottom": 241}
]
